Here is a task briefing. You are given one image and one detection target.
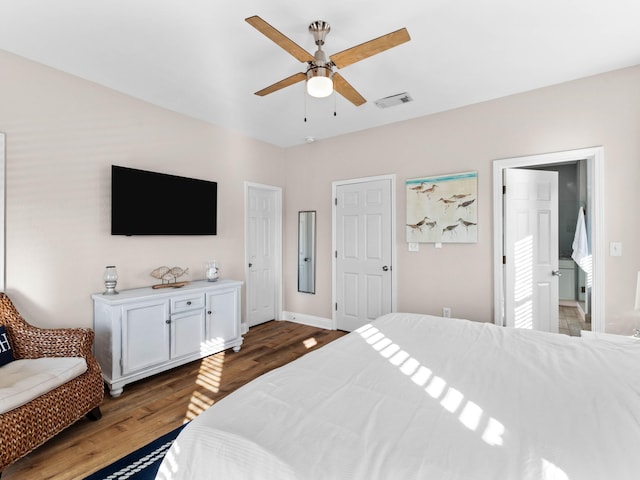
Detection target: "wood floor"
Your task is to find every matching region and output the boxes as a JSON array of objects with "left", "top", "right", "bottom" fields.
[{"left": 3, "top": 321, "right": 347, "bottom": 480}]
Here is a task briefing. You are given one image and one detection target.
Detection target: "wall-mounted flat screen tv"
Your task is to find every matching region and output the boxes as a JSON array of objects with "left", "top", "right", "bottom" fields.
[{"left": 111, "top": 165, "right": 217, "bottom": 235}]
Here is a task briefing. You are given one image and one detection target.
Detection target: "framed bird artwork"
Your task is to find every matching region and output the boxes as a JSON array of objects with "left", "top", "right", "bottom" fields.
[{"left": 406, "top": 171, "right": 478, "bottom": 243}]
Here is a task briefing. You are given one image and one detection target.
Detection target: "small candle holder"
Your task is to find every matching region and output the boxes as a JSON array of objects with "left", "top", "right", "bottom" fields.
[
  {"left": 103, "top": 266, "right": 119, "bottom": 295},
  {"left": 205, "top": 261, "right": 219, "bottom": 282}
]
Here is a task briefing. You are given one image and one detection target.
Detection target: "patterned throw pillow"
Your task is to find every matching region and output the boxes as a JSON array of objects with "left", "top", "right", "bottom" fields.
[{"left": 0, "top": 325, "right": 15, "bottom": 366}]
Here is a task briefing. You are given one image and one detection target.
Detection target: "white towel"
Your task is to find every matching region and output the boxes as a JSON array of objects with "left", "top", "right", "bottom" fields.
[{"left": 572, "top": 207, "right": 590, "bottom": 273}]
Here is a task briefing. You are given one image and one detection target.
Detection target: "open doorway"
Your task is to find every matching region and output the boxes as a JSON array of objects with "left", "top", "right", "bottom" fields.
[{"left": 493, "top": 147, "right": 604, "bottom": 333}]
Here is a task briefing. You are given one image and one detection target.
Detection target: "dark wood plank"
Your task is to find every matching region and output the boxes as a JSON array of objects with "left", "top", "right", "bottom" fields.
[{"left": 2, "top": 321, "right": 346, "bottom": 479}]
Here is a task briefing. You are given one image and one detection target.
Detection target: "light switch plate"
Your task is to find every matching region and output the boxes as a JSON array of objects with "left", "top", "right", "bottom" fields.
[{"left": 610, "top": 242, "right": 622, "bottom": 256}]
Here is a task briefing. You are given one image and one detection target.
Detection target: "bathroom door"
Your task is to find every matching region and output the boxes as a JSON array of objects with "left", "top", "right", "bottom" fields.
[{"left": 504, "top": 168, "right": 559, "bottom": 332}]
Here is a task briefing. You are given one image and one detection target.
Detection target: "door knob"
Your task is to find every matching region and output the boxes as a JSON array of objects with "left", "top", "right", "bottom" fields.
[
  {"left": 382, "top": 265, "right": 390, "bottom": 272},
  {"left": 248, "top": 263, "right": 253, "bottom": 268},
  {"left": 552, "top": 270, "right": 562, "bottom": 277}
]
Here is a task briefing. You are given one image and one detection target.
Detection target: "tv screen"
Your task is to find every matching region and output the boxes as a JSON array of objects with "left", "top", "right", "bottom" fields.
[{"left": 111, "top": 165, "right": 217, "bottom": 235}]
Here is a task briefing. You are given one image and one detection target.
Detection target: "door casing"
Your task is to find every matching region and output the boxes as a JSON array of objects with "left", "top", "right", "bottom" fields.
[{"left": 493, "top": 147, "right": 604, "bottom": 332}]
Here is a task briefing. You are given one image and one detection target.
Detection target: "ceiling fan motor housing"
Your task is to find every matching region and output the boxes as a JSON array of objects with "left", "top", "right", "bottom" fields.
[
  {"left": 307, "top": 21, "right": 334, "bottom": 98},
  {"left": 309, "top": 21, "right": 330, "bottom": 46}
]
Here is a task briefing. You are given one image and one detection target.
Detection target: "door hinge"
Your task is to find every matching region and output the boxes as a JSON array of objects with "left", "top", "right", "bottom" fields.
[
  {"left": 502, "top": 185, "right": 506, "bottom": 194},
  {"left": 334, "top": 197, "right": 338, "bottom": 206},
  {"left": 335, "top": 302, "right": 338, "bottom": 311},
  {"left": 335, "top": 250, "right": 337, "bottom": 258},
  {"left": 503, "top": 255, "right": 506, "bottom": 265}
]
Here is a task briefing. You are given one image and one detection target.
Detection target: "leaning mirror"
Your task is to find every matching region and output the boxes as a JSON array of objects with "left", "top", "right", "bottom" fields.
[{"left": 298, "top": 211, "right": 316, "bottom": 294}]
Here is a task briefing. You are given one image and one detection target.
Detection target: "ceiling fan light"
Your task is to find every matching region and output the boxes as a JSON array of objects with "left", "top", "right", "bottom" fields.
[
  {"left": 306, "top": 67, "right": 333, "bottom": 98},
  {"left": 307, "top": 76, "right": 333, "bottom": 98}
]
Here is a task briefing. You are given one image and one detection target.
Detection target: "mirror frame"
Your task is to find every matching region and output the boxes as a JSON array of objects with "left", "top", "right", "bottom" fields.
[{"left": 297, "top": 210, "right": 316, "bottom": 294}]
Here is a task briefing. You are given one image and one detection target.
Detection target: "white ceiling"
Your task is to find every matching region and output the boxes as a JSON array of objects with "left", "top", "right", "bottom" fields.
[{"left": 1, "top": 1, "right": 639, "bottom": 148}]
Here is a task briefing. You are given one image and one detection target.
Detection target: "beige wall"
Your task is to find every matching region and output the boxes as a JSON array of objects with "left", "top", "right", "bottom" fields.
[
  {"left": 284, "top": 65, "right": 640, "bottom": 333},
  {"left": 2, "top": 46, "right": 640, "bottom": 334},
  {"left": 0, "top": 49, "right": 285, "bottom": 328}
]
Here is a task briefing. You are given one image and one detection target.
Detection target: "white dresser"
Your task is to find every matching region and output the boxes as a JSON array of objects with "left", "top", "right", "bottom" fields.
[{"left": 92, "top": 279, "right": 243, "bottom": 397}]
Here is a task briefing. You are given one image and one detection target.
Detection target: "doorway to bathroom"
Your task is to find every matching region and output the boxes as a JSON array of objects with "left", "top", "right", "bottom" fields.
[{"left": 493, "top": 147, "right": 604, "bottom": 335}]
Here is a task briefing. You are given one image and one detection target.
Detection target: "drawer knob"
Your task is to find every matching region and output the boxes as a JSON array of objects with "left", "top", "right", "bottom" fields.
[
  {"left": 186, "top": 301, "right": 192, "bottom": 305},
  {"left": 165, "top": 319, "right": 171, "bottom": 324},
  {"left": 208, "top": 310, "right": 212, "bottom": 315}
]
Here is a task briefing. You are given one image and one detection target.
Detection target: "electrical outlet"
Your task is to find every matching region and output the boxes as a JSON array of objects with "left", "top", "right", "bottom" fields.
[{"left": 442, "top": 307, "right": 451, "bottom": 318}]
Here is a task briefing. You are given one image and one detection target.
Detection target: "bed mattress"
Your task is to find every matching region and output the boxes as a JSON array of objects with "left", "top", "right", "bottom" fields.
[{"left": 157, "top": 313, "right": 640, "bottom": 480}]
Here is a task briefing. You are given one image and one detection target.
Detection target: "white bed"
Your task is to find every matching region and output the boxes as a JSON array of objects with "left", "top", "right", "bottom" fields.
[{"left": 157, "top": 313, "right": 640, "bottom": 480}]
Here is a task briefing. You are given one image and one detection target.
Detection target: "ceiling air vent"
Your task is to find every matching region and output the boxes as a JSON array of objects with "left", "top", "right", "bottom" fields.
[{"left": 374, "top": 92, "right": 413, "bottom": 109}]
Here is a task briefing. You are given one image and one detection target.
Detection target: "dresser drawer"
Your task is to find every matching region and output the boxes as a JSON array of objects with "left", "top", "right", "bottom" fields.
[{"left": 171, "top": 293, "right": 205, "bottom": 313}]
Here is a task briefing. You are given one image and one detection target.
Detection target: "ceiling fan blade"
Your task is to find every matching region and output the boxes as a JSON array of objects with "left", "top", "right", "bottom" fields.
[
  {"left": 246, "top": 16, "right": 315, "bottom": 64},
  {"left": 330, "top": 28, "right": 410, "bottom": 69},
  {"left": 254, "top": 72, "right": 306, "bottom": 96},
  {"left": 332, "top": 73, "right": 366, "bottom": 106}
]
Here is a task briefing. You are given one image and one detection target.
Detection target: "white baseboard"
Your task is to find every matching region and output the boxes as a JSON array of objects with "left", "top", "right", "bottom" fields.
[
  {"left": 559, "top": 300, "right": 579, "bottom": 307},
  {"left": 282, "top": 311, "right": 334, "bottom": 330}
]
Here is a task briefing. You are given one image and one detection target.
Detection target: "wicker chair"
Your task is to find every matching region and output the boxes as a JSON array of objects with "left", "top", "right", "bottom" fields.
[{"left": 0, "top": 293, "right": 104, "bottom": 473}]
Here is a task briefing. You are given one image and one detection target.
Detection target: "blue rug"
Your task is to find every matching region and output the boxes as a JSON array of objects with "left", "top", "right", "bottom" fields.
[{"left": 84, "top": 424, "right": 187, "bottom": 480}]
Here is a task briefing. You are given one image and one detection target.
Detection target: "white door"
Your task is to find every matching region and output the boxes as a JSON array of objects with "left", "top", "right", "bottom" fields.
[
  {"left": 246, "top": 185, "right": 279, "bottom": 327},
  {"left": 504, "top": 168, "right": 559, "bottom": 332},
  {"left": 335, "top": 178, "right": 393, "bottom": 331}
]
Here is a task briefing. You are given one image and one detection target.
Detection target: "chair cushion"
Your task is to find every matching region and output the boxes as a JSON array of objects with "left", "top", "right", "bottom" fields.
[
  {"left": 0, "top": 357, "right": 87, "bottom": 414},
  {"left": 0, "top": 325, "right": 15, "bottom": 366}
]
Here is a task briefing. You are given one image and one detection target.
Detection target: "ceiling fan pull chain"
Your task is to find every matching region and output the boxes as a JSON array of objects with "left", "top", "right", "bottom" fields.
[
  {"left": 334, "top": 91, "right": 337, "bottom": 117},
  {"left": 304, "top": 84, "right": 307, "bottom": 122}
]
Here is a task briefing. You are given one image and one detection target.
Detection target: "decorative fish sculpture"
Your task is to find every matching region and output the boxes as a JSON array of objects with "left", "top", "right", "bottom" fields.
[
  {"left": 168, "top": 267, "right": 189, "bottom": 279},
  {"left": 151, "top": 266, "right": 189, "bottom": 283},
  {"left": 150, "top": 266, "right": 170, "bottom": 280}
]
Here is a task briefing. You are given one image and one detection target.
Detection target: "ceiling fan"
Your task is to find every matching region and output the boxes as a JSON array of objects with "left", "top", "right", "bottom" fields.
[{"left": 245, "top": 15, "right": 411, "bottom": 106}]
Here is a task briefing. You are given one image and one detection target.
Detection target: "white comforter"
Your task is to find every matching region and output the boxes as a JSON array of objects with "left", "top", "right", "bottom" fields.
[{"left": 157, "top": 313, "right": 640, "bottom": 480}]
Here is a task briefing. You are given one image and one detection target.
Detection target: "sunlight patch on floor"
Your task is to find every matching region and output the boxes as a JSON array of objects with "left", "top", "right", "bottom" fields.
[
  {"left": 184, "top": 352, "right": 225, "bottom": 422},
  {"left": 303, "top": 337, "right": 318, "bottom": 349}
]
